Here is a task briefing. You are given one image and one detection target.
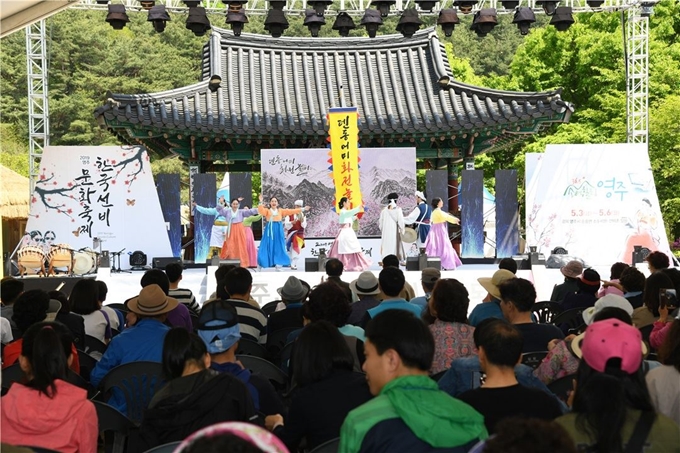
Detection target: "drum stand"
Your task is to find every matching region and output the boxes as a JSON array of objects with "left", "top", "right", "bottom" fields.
[{"left": 110, "top": 249, "right": 131, "bottom": 274}]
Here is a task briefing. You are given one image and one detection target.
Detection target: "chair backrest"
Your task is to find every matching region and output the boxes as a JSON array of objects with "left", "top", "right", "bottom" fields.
[
  {"left": 279, "top": 341, "right": 295, "bottom": 373},
  {"left": 111, "top": 328, "right": 121, "bottom": 338},
  {"left": 531, "top": 301, "right": 563, "bottom": 324},
  {"left": 237, "top": 354, "right": 289, "bottom": 392},
  {"left": 66, "top": 369, "right": 99, "bottom": 399},
  {"left": 309, "top": 437, "right": 340, "bottom": 453},
  {"left": 521, "top": 351, "right": 549, "bottom": 370},
  {"left": 235, "top": 338, "right": 269, "bottom": 359},
  {"left": 552, "top": 308, "right": 585, "bottom": 334},
  {"left": 77, "top": 349, "right": 99, "bottom": 381},
  {"left": 94, "top": 400, "right": 136, "bottom": 453},
  {"left": 99, "top": 361, "right": 164, "bottom": 425},
  {"left": 189, "top": 312, "right": 200, "bottom": 333},
  {"left": 142, "top": 441, "right": 183, "bottom": 453},
  {"left": 548, "top": 373, "right": 576, "bottom": 403},
  {"left": 262, "top": 300, "right": 281, "bottom": 316},
  {"left": 430, "top": 370, "right": 447, "bottom": 382},
  {"left": 106, "top": 303, "right": 129, "bottom": 313},
  {"left": 266, "top": 327, "right": 299, "bottom": 356},
  {"left": 638, "top": 324, "right": 654, "bottom": 346},
  {"left": 84, "top": 335, "right": 108, "bottom": 356},
  {"left": 1, "top": 363, "right": 25, "bottom": 394}
]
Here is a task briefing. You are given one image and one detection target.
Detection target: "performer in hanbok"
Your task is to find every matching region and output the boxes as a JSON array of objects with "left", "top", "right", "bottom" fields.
[
  {"left": 284, "top": 200, "right": 307, "bottom": 270},
  {"left": 403, "top": 191, "right": 431, "bottom": 247},
  {"left": 328, "top": 197, "right": 371, "bottom": 272},
  {"left": 193, "top": 197, "right": 259, "bottom": 266},
  {"left": 425, "top": 197, "right": 462, "bottom": 270},
  {"left": 258, "top": 195, "right": 310, "bottom": 270},
  {"left": 242, "top": 210, "right": 262, "bottom": 269},
  {"left": 378, "top": 193, "right": 406, "bottom": 264}
]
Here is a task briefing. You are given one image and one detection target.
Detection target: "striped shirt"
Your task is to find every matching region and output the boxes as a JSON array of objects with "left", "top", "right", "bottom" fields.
[
  {"left": 169, "top": 288, "right": 200, "bottom": 315},
  {"left": 227, "top": 298, "right": 268, "bottom": 344}
]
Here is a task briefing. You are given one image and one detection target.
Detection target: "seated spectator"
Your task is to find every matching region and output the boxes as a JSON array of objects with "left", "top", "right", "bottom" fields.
[
  {"left": 377, "top": 255, "right": 415, "bottom": 301},
  {"left": 556, "top": 319, "right": 680, "bottom": 451},
  {"left": 550, "top": 260, "right": 583, "bottom": 303},
  {"left": 646, "top": 316, "right": 680, "bottom": 425},
  {"left": 645, "top": 250, "right": 670, "bottom": 273},
  {"left": 90, "top": 284, "right": 174, "bottom": 415},
  {"left": 325, "top": 258, "right": 354, "bottom": 303},
  {"left": 265, "top": 321, "right": 372, "bottom": 451},
  {"left": 347, "top": 271, "right": 381, "bottom": 325},
  {"left": 409, "top": 268, "right": 440, "bottom": 314},
  {"left": 3, "top": 290, "right": 79, "bottom": 374},
  {"left": 614, "top": 266, "right": 646, "bottom": 309},
  {"left": 70, "top": 279, "right": 120, "bottom": 345},
  {"left": 650, "top": 303, "right": 674, "bottom": 350},
  {"left": 166, "top": 262, "right": 200, "bottom": 315},
  {"left": 633, "top": 271, "right": 674, "bottom": 329},
  {"left": 0, "top": 322, "right": 97, "bottom": 453},
  {"left": 267, "top": 276, "right": 307, "bottom": 336},
  {"left": 661, "top": 267, "right": 680, "bottom": 295},
  {"left": 197, "top": 300, "right": 284, "bottom": 416},
  {"left": 470, "top": 418, "right": 577, "bottom": 453},
  {"left": 361, "top": 267, "right": 421, "bottom": 327},
  {"left": 468, "top": 269, "right": 516, "bottom": 327},
  {"left": 175, "top": 422, "right": 288, "bottom": 453},
  {"left": 499, "top": 278, "right": 564, "bottom": 352},
  {"left": 135, "top": 328, "right": 257, "bottom": 451},
  {"left": 138, "top": 269, "right": 193, "bottom": 331},
  {"left": 497, "top": 257, "right": 518, "bottom": 275},
  {"left": 426, "top": 278, "right": 476, "bottom": 374},
  {"left": 1, "top": 277, "right": 24, "bottom": 331},
  {"left": 598, "top": 262, "right": 628, "bottom": 297},
  {"left": 457, "top": 319, "right": 562, "bottom": 433},
  {"left": 560, "top": 268, "right": 600, "bottom": 312},
  {"left": 221, "top": 267, "right": 267, "bottom": 344},
  {"left": 340, "top": 310, "right": 488, "bottom": 453},
  {"left": 96, "top": 281, "right": 125, "bottom": 331},
  {"left": 48, "top": 290, "right": 85, "bottom": 349},
  {"left": 0, "top": 317, "right": 12, "bottom": 345}
]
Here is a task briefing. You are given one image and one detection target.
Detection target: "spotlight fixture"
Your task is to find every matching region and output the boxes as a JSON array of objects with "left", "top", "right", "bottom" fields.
[
  {"left": 500, "top": 0, "right": 519, "bottom": 8},
  {"left": 129, "top": 250, "right": 147, "bottom": 268},
  {"left": 415, "top": 0, "right": 439, "bottom": 11},
  {"left": 106, "top": 4, "right": 130, "bottom": 30},
  {"left": 183, "top": 0, "right": 201, "bottom": 6},
  {"left": 512, "top": 7, "right": 535, "bottom": 35},
  {"left": 396, "top": 8, "right": 422, "bottom": 38},
  {"left": 437, "top": 8, "right": 460, "bottom": 37},
  {"left": 470, "top": 8, "right": 497, "bottom": 37},
  {"left": 139, "top": 0, "right": 155, "bottom": 10},
  {"left": 186, "top": 6, "right": 211, "bottom": 36},
  {"left": 452, "top": 0, "right": 478, "bottom": 14},
  {"left": 371, "top": 0, "right": 396, "bottom": 17},
  {"left": 208, "top": 74, "right": 222, "bottom": 92},
  {"left": 264, "top": 9, "right": 289, "bottom": 37},
  {"left": 586, "top": 0, "right": 605, "bottom": 6},
  {"left": 360, "top": 8, "right": 383, "bottom": 38},
  {"left": 269, "top": 0, "right": 286, "bottom": 10},
  {"left": 536, "top": 0, "right": 559, "bottom": 15},
  {"left": 308, "top": 0, "right": 333, "bottom": 15},
  {"left": 550, "top": 6, "right": 574, "bottom": 31},
  {"left": 551, "top": 246, "right": 568, "bottom": 254},
  {"left": 226, "top": 9, "right": 248, "bottom": 36},
  {"left": 303, "top": 9, "right": 325, "bottom": 37},
  {"left": 332, "top": 12, "right": 356, "bottom": 37},
  {"left": 148, "top": 4, "right": 171, "bottom": 32}
]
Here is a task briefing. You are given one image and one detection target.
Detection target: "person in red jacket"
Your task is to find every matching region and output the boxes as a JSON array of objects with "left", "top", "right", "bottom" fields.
[{"left": 1, "top": 322, "right": 98, "bottom": 453}]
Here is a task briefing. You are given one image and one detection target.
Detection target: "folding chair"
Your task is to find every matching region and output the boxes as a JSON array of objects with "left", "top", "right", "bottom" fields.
[{"left": 531, "top": 301, "right": 563, "bottom": 324}]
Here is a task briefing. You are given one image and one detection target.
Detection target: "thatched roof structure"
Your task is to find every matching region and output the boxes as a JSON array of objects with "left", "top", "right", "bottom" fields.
[{"left": 1, "top": 166, "right": 30, "bottom": 219}]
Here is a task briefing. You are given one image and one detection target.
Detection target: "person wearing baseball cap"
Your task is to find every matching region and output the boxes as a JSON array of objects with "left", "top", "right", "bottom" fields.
[
  {"left": 556, "top": 318, "right": 680, "bottom": 451},
  {"left": 267, "top": 276, "right": 308, "bottom": 336},
  {"left": 550, "top": 260, "right": 583, "bottom": 303},
  {"left": 468, "top": 269, "right": 516, "bottom": 327},
  {"left": 409, "top": 268, "right": 441, "bottom": 314}
]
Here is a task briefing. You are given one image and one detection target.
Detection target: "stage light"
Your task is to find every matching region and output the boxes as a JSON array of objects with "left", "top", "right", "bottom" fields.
[
  {"left": 396, "top": 8, "right": 422, "bottom": 38},
  {"left": 371, "top": 0, "right": 396, "bottom": 17},
  {"left": 415, "top": 0, "right": 439, "bottom": 12},
  {"left": 304, "top": 9, "right": 325, "bottom": 37},
  {"left": 437, "top": 9, "right": 460, "bottom": 37},
  {"left": 308, "top": 0, "right": 333, "bottom": 16},
  {"left": 536, "top": 0, "right": 559, "bottom": 16},
  {"left": 360, "top": 9, "right": 383, "bottom": 38},
  {"left": 226, "top": 9, "right": 248, "bottom": 36},
  {"left": 186, "top": 6, "right": 211, "bottom": 36},
  {"left": 265, "top": 9, "right": 289, "bottom": 38},
  {"left": 500, "top": 0, "right": 519, "bottom": 8},
  {"left": 140, "top": 1, "right": 155, "bottom": 11},
  {"left": 452, "top": 0, "right": 478, "bottom": 14},
  {"left": 550, "top": 6, "right": 574, "bottom": 31},
  {"left": 183, "top": 0, "right": 201, "bottom": 6},
  {"left": 333, "top": 12, "right": 356, "bottom": 37},
  {"left": 551, "top": 246, "right": 568, "bottom": 255},
  {"left": 130, "top": 251, "right": 147, "bottom": 268},
  {"left": 148, "top": 4, "right": 171, "bottom": 33},
  {"left": 512, "top": 7, "right": 535, "bottom": 35},
  {"left": 269, "top": 0, "right": 286, "bottom": 10},
  {"left": 208, "top": 75, "right": 222, "bottom": 92},
  {"left": 586, "top": 0, "right": 605, "bottom": 6},
  {"left": 470, "top": 8, "right": 497, "bottom": 37},
  {"left": 106, "top": 4, "right": 130, "bottom": 30}
]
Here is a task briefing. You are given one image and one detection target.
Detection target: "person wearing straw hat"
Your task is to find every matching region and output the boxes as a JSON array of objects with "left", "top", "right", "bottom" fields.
[
  {"left": 403, "top": 191, "right": 431, "bottom": 246},
  {"left": 90, "top": 284, "right": 177, "bottom": 416},
  {"left": 284, "top": 200, "right": 307, "bottom": 270},
  {"left": 347, "top": 271, "right": 382, "bottom": 325},
  {"left": 468, "top": 269, "right": 516, "bottom": 327},
  {"left": 549, "top": 260, "right": 583, "bottom": 303}
]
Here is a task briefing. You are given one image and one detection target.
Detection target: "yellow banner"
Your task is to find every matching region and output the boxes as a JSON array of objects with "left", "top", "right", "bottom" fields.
[{"left": 328, "top": 107, "right": 363, "bottom": 215}]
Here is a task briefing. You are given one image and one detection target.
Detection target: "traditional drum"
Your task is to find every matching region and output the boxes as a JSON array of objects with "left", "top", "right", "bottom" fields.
[
  {"left": 73, "top": 249, "right": 97, "bottom": 275},
  {"left": 47, "top": 243, "right": 72, "bottom": 275},
  {"left": 17, "top": 246, "right": 46, "bottom": 276}
]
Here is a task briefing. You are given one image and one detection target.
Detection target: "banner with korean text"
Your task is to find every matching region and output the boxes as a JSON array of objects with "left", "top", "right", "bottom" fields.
[
  {"left": 328, "top": 107, "right": 363, "bottom": 214},
  {"left": 525, "top": 143, "right": 671, "bottom": 266}
]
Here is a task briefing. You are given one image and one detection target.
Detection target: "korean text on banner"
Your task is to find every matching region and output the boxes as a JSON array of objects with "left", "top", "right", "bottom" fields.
[{"left": 328, "top": 107, "right": 363, "bottom": 215}]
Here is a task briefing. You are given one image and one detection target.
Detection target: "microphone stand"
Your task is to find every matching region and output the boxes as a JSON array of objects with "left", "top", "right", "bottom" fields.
[{"left": 110, "top": 248, "right": 131, "bottom": 274}]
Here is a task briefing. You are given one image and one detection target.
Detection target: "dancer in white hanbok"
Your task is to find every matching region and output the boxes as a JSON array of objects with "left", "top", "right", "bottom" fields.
[{"left": 378, "top": 193, "right": 406, "bottom": 264}]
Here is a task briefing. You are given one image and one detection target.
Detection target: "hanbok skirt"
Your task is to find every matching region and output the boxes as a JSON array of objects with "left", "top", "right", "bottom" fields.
[
  {"left": 258, "top": 221, "right": 290, "bottom": 268},
  {"left": 220, "top": 222, "right": 251, "bottom": 267},
  {"left": 244, "top": 226, "right": 258, "bottom": 268},
  {"left": 328, "top": 225, "right": 371, "bottom": 272},
  {"left": 425, "top": 222, "right": 462, "bottom": 270}
]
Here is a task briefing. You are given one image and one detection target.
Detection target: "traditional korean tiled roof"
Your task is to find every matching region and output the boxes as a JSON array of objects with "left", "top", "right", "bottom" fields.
[{"left": 95, "top": 27, "right": 573, "bottom": 158}]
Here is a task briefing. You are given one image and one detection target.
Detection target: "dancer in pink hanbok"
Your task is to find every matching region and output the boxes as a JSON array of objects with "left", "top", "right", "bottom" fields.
[
  {"left": 425, "top": 197, "right": 462, "bottom": 270},
  {"left": 328, "top": 197, "right": 371, "bottom": 272}
]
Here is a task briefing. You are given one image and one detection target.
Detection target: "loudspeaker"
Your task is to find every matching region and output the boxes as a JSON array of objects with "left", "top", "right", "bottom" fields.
[
  {"left": 100, "top": 251, "right": 110, "bottom": 268},
  {"left": 305, "top": 258, "right": 319, "bottom": 272},
  {"left": 426, "top": 257, "right": 441, "bottom": 270},
  {"left": 512, "top": 255, "right": 532, "bottom": 270},
  {"left": 152, "top": 257, "right": 183, "bottom": 269},
  {"left": 219, "top": 259, "right": 240, "bottom": 267},
  {"left": 406, "top": 257, "right": 419, "bottom": 271}
]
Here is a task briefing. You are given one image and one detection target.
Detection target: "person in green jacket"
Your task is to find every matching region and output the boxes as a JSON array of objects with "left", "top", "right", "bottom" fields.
[{"left": 339, "top": 310, "right": 488, "bottom": 453}]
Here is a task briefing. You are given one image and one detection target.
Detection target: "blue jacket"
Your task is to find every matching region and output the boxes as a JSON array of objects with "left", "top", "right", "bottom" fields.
[
  {"left": 366, "top": 300, "right": 422, "bottom": 319},
  {"left": 468, "top": 301, "right": 504, "bottom": 327},
  {"left": 90, "top": 318, "right": 170, "bottom": 415}
]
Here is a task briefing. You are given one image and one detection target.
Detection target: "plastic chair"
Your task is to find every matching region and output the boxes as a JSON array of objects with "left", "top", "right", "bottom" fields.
[
  {"left": 548, "top": 373, "right": 576, "bottom": 403},
  {"left": 309, "top": 437, "right": 340, "bottom": 453},
  {"left": 98, "top": 361, "right": 164, "bottom": 425},
  {"left": 266, "top": 327, "right": 299, "bottom": 358},
  {"left": 190, "top": 312, "right": 200, "bottom": 332},
  {"left": 430, "top": 370, "right": 447, "bottom": 382},
  {"left": 552, "top": 308, "right": 586, "bottom": 335},
  {"left": 521, "top": 351, "right": 549, "bottom": 370},
  {"left": 279, "top": 341, "right": 295, "bottom": 373},
  {"left": 237, "top": 354, "right": 289, "bottom": 393},
  {"left": 531, "top": 301, "right": 563, "bottom": 324},
  {"left": 236, "top": 338, "right": 269, "bottom": 359},
  {"left": 83, "top": 335, "right": 108, "bottom": 356},
  {"left": 262, "top": 300, "right": 281, "bottom": 316},
  {"left": 94, "top": 400, "right": 136, "bottom": 453},
  {"left": 111, "top": 328, "right": 121, "bottom": 338},
  {"left": 66, "top": 369, "right": 99, "bottom": 399},
  {"left": 78, "top": 349, "right": 99, "bottom": 381},
  {"left": 143, "top": 441, "right": 183, "bottom": 453}
]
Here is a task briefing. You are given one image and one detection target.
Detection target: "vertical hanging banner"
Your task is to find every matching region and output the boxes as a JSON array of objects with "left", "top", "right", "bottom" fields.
[{"left": 328, "top": 107, "right": 363, "bottom": 214}]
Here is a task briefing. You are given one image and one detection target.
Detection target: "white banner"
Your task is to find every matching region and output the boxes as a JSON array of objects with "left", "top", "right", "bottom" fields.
[{"left": 525, "top": 144, "right": 671, "bottom": 266}]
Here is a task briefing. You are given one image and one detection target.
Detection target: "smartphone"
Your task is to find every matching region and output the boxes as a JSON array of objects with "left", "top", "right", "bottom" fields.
[{"left": 659, "top": 289, "right": 678, "bottom": 310}]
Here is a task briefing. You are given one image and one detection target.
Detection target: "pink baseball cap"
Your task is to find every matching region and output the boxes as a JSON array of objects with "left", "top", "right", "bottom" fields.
[{"left": 580, "top": 318, "right": 643, "bottom": 374}]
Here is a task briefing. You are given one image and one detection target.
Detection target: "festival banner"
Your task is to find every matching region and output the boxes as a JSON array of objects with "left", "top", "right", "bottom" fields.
[
  {"left": 328, "top": 107, "right": 363, "bottom": 214},
  {"left": 525, "top": 143, "right": 671, "bottom": 266}
]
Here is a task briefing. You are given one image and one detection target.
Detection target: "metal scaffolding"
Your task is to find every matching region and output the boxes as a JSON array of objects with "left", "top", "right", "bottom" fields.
[{"left": 626, "top": 8, "right": 649, "bottom": 144}]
